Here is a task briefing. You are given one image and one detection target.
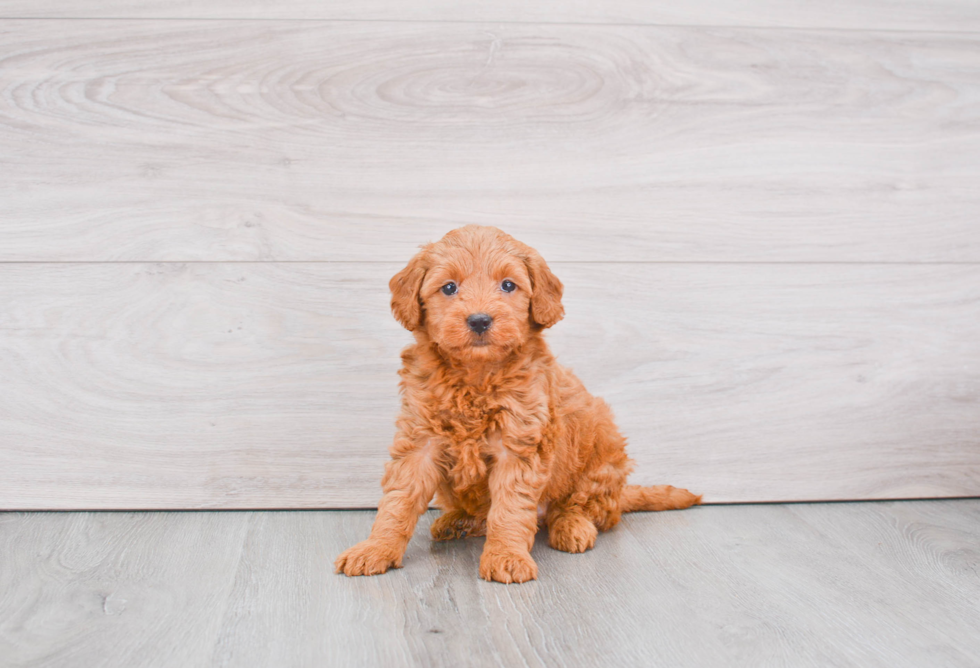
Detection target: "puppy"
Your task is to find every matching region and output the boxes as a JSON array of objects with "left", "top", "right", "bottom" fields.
[{"left": 335, "top": 225, "right": 699, "bottom": 583}]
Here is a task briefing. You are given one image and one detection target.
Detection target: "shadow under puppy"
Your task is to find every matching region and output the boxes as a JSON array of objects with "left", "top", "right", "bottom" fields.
[{"left": 336, "top": 225, "right": 700, "bottom": 583}]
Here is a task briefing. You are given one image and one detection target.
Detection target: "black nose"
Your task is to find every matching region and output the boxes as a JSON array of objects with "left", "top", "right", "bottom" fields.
[{"left": 466, "top": 313, "right": 493, "bottom": 334}]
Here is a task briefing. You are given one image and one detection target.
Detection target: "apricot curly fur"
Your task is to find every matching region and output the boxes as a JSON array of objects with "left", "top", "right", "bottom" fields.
[{"left": 335, "top": 225, "right": 700, "bottom": 583}]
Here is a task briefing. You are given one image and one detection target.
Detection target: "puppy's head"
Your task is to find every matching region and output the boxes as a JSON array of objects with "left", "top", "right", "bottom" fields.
[{"left": 390, "top": 225, "right": 563, "bottom": 363}]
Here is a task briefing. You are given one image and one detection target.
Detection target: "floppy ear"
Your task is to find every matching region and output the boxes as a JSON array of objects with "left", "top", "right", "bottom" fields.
[
  {"left": 389, "top": 249, "right": 427, "bottom": 331},
  {"left": 525, "top": 248, "right": 564, "bottom": 328}
]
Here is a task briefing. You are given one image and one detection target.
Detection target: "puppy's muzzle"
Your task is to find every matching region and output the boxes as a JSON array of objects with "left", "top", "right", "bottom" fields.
[{"left": 466, "top": 313, "right": 493, "bottom": 335}]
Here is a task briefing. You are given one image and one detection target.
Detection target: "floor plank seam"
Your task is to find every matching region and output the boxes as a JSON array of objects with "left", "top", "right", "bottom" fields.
[{"left": 2, "top": 16, "right": 980, "bottom": 36}]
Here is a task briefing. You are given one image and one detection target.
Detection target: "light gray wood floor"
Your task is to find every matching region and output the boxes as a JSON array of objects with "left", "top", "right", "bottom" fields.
[{"left": 2, "top": 500, "right": 978, "bottom": 667}]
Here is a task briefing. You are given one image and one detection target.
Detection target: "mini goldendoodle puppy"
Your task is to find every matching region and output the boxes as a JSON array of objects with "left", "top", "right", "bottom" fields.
[{"left": 335, "top": 225, "right": 700, "bottom": 583}]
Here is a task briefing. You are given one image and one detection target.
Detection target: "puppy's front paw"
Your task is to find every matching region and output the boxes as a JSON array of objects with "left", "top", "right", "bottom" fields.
[
  {"left": 335, "top": 540, "right": 403, "bottom": 577},
  {"left": 479, "top": 548, "right": 538, "bottom": 584}
]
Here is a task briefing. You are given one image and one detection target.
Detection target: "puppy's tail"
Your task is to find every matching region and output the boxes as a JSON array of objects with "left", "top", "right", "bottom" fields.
[{"left": 620, "top": 485, "right": 702, "bottom": 513}]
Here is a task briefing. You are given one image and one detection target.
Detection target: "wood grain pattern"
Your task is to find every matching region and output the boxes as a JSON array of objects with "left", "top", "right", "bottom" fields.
[
  {"left": 2, "top": 8, "right": 978, "bottom": 510},
  {"left": 1, "top": 21, "right": 979, "bottom": 261},
  {"left": 2, "top": 0, "right": 980, "bottom": 32},
  {"left": 1, "top": 262, "right": 976, "bottom": 509},
  {"left": 1, "top": 501, "right": 979, "bottom": 666},
  {"left": 0, "top": 511, "right": 252, "bottom": 667}
]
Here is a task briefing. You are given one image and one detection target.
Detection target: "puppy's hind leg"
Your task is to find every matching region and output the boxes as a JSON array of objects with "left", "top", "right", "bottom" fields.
[
  {"left": 546, "top": 456, "right": 630, "bottom": 553},
  {"left": 430, "top": 486, "right": 487, "bottom": 540},
  {"left": 546, "top": 499, "right": 597, "bottom": 554},
  {"left": 431, "top": 509, "right": 486, "bottom": 541}
]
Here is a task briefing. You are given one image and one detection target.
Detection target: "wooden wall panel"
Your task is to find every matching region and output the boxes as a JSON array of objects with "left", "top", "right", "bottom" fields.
[
  {"left": 1, "top": 10, "right": 977, "bottom": 509},
  {"left": 1, "top": 21, "right": 979, "bottom": 262},
  {"left": 1, "top": 263, "right": 976, "bottom": 509},
  {"left": 2, "top": 0, "right": 979, "bottom": 32}
]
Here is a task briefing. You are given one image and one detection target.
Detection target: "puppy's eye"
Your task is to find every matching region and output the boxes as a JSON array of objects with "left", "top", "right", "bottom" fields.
[
  {"left": 441, "top": 282, "right": 457, "bottom": 296},
  {"left": 501, "top": 280, "right": 517, "bottom": 293}
]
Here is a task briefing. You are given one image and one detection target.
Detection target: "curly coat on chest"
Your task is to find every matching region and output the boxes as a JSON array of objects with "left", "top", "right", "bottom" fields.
[{"left": 336, "top": 225, "right": 700, "bottom": 583}]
